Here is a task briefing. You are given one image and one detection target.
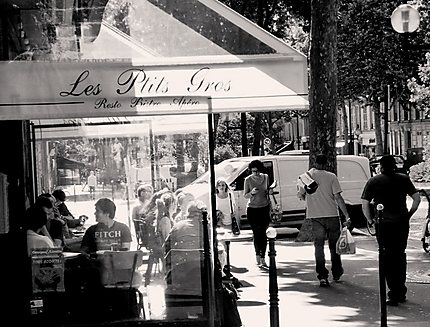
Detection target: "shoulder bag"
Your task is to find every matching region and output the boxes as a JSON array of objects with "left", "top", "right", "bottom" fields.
[
  {"left": 229, "top": 193, "right": 240, "bottom": 235},
  {"left": 267, "top": 175, "right": 282, "bottom": 225}
]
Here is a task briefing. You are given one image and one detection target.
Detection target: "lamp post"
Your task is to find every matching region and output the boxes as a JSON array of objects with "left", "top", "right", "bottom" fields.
[
  {"left": 375, "top": 204, "right": 387, "bottom": 327},
  {"left": 266, "top": 227, "right": 279, "bottom": 327},
  {"left": 390, "top": 4, "right": 420, "bottom": 155}
]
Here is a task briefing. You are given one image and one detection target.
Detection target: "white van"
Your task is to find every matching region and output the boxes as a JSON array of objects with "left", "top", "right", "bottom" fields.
[{"left": 181, "top": 154, "right": 371, "bottom": 228}]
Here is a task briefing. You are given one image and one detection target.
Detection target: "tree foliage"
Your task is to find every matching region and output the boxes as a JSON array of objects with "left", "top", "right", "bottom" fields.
[
  {"left": 337, "top": 0, "right": 430, "bottom": 154},
  {"left": 409, "top": 52, "right": 430, "bottom": 116}
]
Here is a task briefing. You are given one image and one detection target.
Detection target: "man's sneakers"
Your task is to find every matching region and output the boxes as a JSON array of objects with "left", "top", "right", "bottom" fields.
[
  {"left": 386, "top": 297, "right": 407, "bottom": 306},
  {"left": 319, "top": 278, "right": 330, "bottom": 287},
  {"left": 333, "top": 275, "right": 342, "bottom": 283},
  {"left": 259, "top": 258, "right": 268, "bottom": 268}
]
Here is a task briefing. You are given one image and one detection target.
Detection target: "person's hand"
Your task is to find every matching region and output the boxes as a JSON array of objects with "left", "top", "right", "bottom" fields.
[
  {"left": 343, "top": 217, "right": 352, "bottom": 228},
  {"left": 251, "top": 187, "right": 258, "bottom": 195}
]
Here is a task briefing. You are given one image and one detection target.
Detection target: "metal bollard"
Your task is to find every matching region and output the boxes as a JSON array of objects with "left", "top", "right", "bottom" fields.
[
  {"left": 266, "top": 227, "right": 279, "bottom": 327},
  {"left": 376, "top": 204, "right": 387, "bottom": 327}
]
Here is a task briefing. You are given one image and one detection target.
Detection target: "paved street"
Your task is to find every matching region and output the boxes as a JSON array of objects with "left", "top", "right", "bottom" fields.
[{"left": 233, "top": 233, "right": 430, "bottom": 327}]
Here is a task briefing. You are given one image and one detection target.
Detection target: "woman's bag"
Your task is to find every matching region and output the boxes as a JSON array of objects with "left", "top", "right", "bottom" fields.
[
  {"left": 229, "top": 193, "right": 240, "bottom": 235},
  {"left": 269, "top": 194, "right": 282, "bottom": 225},
  {"left": 336, "top": 226, "right": 356, "bottom": 255}
]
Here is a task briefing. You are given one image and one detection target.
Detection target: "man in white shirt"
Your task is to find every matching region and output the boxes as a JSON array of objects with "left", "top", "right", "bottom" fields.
[
  {"left": 87, "top": 170, "right": 97, "bottom": 200},
  {"left": 297, "top": 154, "right": 351, "bottom": 287}
]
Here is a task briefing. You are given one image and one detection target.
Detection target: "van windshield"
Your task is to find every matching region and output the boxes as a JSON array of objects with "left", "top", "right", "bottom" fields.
[{"left": 192, "top": 160, "right": 246, "bottom": 184}]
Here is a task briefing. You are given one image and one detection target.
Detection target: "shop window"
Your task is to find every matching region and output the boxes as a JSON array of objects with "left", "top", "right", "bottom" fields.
[{"left": 30, "top": 114, "right": 213, "bottom": 325}]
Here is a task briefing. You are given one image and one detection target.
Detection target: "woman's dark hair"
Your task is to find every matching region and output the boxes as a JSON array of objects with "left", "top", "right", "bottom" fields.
[
  {"left": 35, "top": 196, "right": 53, "bottom": 209},
  {"left": 52, "top": 189, "right": 66, "bottom": 202},
  {"left": 95, "top": 198, "right": 116, "bottom": 218},
  {"left": 248, "top": 159, "right": 265, "bottom": 172},
  {"left": 25, "top": 205, "right": 48, "bottom": 232}
]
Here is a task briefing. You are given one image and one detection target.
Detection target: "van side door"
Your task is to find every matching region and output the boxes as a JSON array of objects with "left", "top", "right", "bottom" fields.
[
  {"left": 230, "top": 160, "right": 276, "bottom": 227},
  {"left": 278, "top": 157, "right": 309, "bottom": 213}
]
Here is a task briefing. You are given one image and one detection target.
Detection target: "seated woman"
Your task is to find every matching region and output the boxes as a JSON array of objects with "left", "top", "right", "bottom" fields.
[{"left": 25, "top": 205, "right": 55, "bottom": 256}]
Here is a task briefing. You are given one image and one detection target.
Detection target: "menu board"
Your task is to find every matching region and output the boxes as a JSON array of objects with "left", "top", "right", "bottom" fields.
[{"left": 31, "top": 248, "right": 65, "bottom": 294}]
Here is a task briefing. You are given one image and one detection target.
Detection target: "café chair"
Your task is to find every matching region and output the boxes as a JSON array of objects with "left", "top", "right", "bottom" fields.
[
  {"left": 99, "top": 250, "right": 146, "bottom": 319},
  {"left": 164, "top": 248, "right": 204, "bottom": 319},
  {"left": 133, "top": 219, "right": 148, "bottom": 250}
]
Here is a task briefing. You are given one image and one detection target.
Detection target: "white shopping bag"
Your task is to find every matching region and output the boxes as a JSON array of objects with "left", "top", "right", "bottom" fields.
[{"left": 336, "top": 227, "right": 356, "bottom": 255}]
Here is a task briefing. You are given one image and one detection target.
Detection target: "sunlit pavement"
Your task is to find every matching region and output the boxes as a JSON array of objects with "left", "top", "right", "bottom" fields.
[{"left": 233, "top": 234, "right": 430, "bottom": 327}]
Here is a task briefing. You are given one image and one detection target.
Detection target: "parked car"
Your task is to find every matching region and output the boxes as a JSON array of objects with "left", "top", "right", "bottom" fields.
[
  {"left": 369, "top": 155, "right": 409, "bottom": 176},
  {"left": 180, "top": 154, "right": 371, "bottom": 229}
]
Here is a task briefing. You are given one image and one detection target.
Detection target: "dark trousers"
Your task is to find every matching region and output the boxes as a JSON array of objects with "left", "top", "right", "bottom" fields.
[
  {"left": 376, "top": 220, "right": 409, "bottom": 301},
  {"left": 247, "top": 205, "right": 271, "bottom": 257},
  {"left": 311, "top": 217, "right": 343, "bottom": 280}
]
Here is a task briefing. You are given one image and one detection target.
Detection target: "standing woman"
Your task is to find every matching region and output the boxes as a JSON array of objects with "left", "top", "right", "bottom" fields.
[{"left": 244, "top": 159, "right": 271, "bottom": 267}]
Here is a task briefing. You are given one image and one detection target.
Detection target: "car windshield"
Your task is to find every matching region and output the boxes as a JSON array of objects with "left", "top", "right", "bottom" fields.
[{"left": 192, "top": 160, "right": 247, "bottom": 184}]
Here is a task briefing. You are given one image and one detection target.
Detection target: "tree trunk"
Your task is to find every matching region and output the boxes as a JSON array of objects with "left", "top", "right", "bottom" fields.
[
  {"left": 297, "top": 0, "right": 338, "bottom": 242},
  {"left": 307, "top": 0, "right": 338, "bottom": 173},
  {"left": 340, "top": 98, "right": 349, "bottom": 154}
]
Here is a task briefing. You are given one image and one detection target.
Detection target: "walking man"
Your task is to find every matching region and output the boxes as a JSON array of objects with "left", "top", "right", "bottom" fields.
[
  {"left": 297, "top": 154, "right": 351, "bottom": 287},
  {"left": 87, "top": 170, "right": 97, "bottom": 200},
  {"left": 361, "top": 155, "right": 421, "bottom": 306}
]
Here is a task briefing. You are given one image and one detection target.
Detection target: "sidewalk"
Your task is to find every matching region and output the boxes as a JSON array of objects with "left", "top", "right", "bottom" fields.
[{"left": 232, "top": 233, "right": 430, "bottom": 327}]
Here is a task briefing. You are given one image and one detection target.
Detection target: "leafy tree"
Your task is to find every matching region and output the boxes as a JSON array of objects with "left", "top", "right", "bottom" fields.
[
  {"left": 214, "top": 144, "right": 237, "bottom": 164},
  {"left": 337, "top": 0, "right": 428, "bottom": 155},
  {"left": 409, "top": 52, "right": 430, "bottom": 115},
  {"left": 218, "top": 0, "right": 310, "bottom": 155}
]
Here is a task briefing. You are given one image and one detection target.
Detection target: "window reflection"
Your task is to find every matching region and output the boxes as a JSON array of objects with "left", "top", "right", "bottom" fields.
[{"left": 31, "top": 114, "right": 211, "bottom": 323}]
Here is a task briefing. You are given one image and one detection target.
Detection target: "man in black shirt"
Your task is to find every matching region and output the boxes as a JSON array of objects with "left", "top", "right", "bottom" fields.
[{"left": 361, "top": 155, "right": 421, "bottom": 306}]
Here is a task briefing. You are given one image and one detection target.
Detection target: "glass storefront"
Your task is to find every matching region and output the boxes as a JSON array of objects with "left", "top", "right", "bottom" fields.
[
  {"left": 0, "top": 1, "right": 307, "bottom": 326},
  {"left": 28, "top": 115, "right": 213, "bottom": 324}
]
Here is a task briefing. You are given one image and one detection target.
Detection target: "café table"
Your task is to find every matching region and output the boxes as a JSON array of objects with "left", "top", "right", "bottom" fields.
[
  {"left": 63, "top": 252, "right": 81, "bottom": 260},
  {"left": 217, "top": 228, "right": 253, "bottom": 276}
]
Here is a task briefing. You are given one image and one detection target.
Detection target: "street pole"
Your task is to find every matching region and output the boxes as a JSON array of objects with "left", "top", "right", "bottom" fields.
[
  {"left": 241, "top": 113, "right": 248, "bottom": 157},
  {"left": 349, "top": 99, "right": 354, "bottom": 155},
  {"left": 296, "top": 115, "right": 300, "bottom": 150},
  {"left": 266, "top": 227, "right": 279, "bottom": 327},
  {"left": 376, "top": 203, "right": 387, "bottom": 327},
  {"left": 383, "top": 85, "right": 390, "bottom": 155}
]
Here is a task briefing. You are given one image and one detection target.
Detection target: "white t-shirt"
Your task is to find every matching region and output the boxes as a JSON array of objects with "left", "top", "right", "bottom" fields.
[
  {"left": 216, "top": 195, "right": 233, "bottom": 226},
  {"left": 27, "top": 230, "right": 54, "bottom": 256},
  {"left": 303, "top": 168, "right": 342, "bottom": 219},
  {"left": 87, "top": 174, "right": 97, "bottom": 187}
]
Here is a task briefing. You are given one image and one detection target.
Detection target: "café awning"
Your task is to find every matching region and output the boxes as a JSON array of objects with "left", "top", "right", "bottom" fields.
[
  {"left": 1, "top": 0, "right": 308, "bottom": 120},
  {"left": 0, "top": 60, "right": 308, "bottom": 120}
]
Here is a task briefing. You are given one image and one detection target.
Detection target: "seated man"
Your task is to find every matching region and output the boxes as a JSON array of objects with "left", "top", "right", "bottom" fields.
[
  {"left": 164, "top": 201, "right": 205, "bottom": 289},
  {"left": 52, "top": 189, "right": 82, "bottom": 228},
  {"left": 80, "top": 198, "right": 132, "bottom": 255}
]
